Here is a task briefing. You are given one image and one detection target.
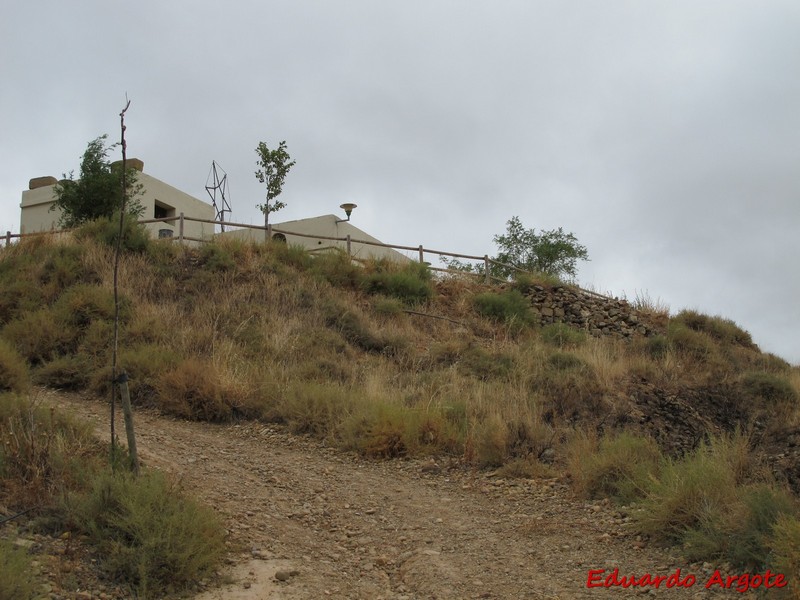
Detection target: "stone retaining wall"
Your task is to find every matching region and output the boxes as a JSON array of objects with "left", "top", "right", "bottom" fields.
[{"left": 524, "top": 285, "right": 662, "bottom": 338}]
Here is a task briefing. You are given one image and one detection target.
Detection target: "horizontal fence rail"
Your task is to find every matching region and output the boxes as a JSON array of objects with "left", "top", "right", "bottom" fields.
[{"left": 5, "top": 213, "right": 612, "bottom": 300}]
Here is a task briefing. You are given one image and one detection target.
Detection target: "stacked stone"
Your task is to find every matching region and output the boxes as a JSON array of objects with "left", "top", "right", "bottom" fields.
[{"left": 525, "top": 285, "right": 658, "bottom": 338}]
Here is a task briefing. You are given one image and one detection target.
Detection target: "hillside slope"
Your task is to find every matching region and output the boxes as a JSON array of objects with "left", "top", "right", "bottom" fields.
[{"left": 1, "top": 226, "right": 799, "bottom": 597}]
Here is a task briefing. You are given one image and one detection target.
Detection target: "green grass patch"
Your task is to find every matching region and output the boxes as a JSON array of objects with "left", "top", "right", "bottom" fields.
[
  {"left": 0, "top": 339, "right": 30, "bottom": 393},
  {"left": 568, "top": 431, "right": 662, "bottom": 504},
  {"left": 362, "top": 261, "right": 433, "bottom": 304},
  {"left": 473, "top": 290, "right": 533, "bottom": 327},
  {"left": 0, "top": 539, "right": 37, "bottom": 600},
  {"left": 64, "top": 469, "right": 225, "bottom": 598},
  {"left": 540, "top": 322, "right": 586, "bottom": 347},
  {"left": 673, "top": 309, "right": 754, "bottom": 348}
]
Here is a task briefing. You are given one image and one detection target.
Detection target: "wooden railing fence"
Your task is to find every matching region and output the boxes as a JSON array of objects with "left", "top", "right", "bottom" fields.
[{"left": 5, "top": 213, "right": 612, "bottom": 299}]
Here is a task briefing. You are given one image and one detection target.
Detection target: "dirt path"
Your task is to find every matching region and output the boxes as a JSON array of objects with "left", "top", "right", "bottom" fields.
[{"left": 51, "top": 392, "right": 755, "bottom": 599}]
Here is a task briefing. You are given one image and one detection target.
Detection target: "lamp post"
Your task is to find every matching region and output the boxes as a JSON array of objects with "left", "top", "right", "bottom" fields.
[{"left": 336, "top": 203, "right": 357, "bottom": 223}]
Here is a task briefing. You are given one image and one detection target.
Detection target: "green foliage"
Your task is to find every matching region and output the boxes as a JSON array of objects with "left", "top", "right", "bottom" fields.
[
  {"left": 65, "top": 469, "right": 225, "bottom": 598},
  {"left": 673, "top": 310, "right": 754, "bottom": 348},
  {"left": 155, "top": 358, "right": 237, "bottom": 422},
  {"left": 540, "top": 323, "right": 586, "bottom": 347},
  {"left": 667, "top": 321, "right": 717, "bottom": 360},
  {"left": 198, "top": 243, "right": 236, "bottom": 272},
  {"left": 646, "top": 334, "right": 669, "bottom": 359},
  {"left": 0, "top": 339, "right": 29, "bottom": 393},
  {"left": 373, "top": 296, "right": 405, "bottom": 316},
  {"left": 0, "top": 540, "right": 36, "bottom": 600},
  {"left": 255, "top": 139, "right": 295, "bottom": 225},
  {"left": 34, "top": 354, "right": 92, "bottom": 390},
  {"left": 739, "top": 371, "right": 798, "bottom": 407},
  {"left": 52, "top": 135, "right": 143, "bottom": 227},
  {"left": 492, "top": 216, "right": 589, "bottom": 280},
  {"left": 568, "top": 432, "right": 662, "bottom": 503},
  {"left": 473, "top": 290, "right": 533, "bottom": 327},
  {"left": 636, "top": 434, "right": 756, "bottom": 544},
  {"left": 511, "top": 272, "right": 562, "bottom": 293},
  {"left": 0, "top": 394, "right": 99, "bottom": 508},
  {"left": 311, "top": 250, "right": 363, "bottom": 289},
  {"left": 547, "top": 351, "right": 586, "bottom": 371},
  {"left": 362, "top": 261, "right": 433, "bottom": 304},
  {"left": 770, "top": 514, "right": 800, "bottom": 594},
  {"left": 74, "top": 213, "right": 151, "bottom": 253},
  {"left": 323, "top": 302, "right": 403, "bottom": 354},
  {"left": 0, "top": 278, "right": 45, "bottom": 326},
  {"left": 1, "top": 309, "right": 69, "bottom": 365}
]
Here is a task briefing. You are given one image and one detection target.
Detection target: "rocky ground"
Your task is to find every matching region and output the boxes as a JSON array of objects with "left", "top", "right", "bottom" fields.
[{"left": 4, "top": 391, "right": 780, "bottom": 599}]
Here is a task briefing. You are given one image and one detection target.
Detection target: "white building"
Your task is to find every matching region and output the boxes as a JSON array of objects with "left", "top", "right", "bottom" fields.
[
  {"left": 20, "top": 161, "right": 409, "bottom": 263},
  {"left": 221, "top": 214, "right": 411, "bottom": 263},
  {"left": 19, "top": 159, "right": 215, "bottom": 241}
]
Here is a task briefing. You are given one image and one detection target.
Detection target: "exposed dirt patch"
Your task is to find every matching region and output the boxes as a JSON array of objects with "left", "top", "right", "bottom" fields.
[{"left": 38, "top": 391, "right": 763, "bottom": 599}]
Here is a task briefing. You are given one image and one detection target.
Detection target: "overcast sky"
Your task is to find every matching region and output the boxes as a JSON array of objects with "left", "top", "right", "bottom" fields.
[{"left": 2, "top": 1, "right": 798, "bottom": 364}]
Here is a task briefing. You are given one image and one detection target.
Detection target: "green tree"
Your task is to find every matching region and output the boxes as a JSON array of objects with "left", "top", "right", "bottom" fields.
[
  {"left": 255, "top": 140, "right": 296, "bottom": 226},
  {"left": 492, "top": 216, "right": 588, "bottom": 280},
  {"left": 442, "top": 216, "right": 589, "bottom": 281},
  {"left": 52, "top": 135, "right": 143, "bottom": 227}
]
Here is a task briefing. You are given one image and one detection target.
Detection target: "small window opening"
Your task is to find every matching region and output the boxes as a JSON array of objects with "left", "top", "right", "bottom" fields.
[{"left": 154, "top": 200, "right": 176, "bottom": 221}]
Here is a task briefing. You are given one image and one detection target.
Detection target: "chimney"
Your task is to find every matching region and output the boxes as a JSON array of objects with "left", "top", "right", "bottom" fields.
[{"left": 29, "top": 176, "right": 58, "bottom": 190}]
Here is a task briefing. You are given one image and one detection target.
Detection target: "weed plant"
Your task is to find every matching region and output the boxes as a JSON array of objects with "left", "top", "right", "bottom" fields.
[{"left": 0, "top": 540, "right": 36, "bottom": 600}]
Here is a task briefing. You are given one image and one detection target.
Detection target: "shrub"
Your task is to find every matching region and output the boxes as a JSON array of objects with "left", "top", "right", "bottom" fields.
[
  {"left": 460, "top": 345, "right": 515, "bottom": 380},
  {"left": 39, "top": 244, "right": 91, "bottom": 293},
  {"left": 53, "top": 284, "right": 121, "bottom": 328},
  {"left": 1, "top": 309, "right": 69, "bottom": 365},
  {"left": 540, "top": 323, "right": 586, "bottom": 347},
  {"left": 268, "top": 242, "right": 313, "bottom": 271},
  {"left": 473, "top": 290, "right": 533, "bottom": 327},
  {"left": 311, "top": 250, "right": 363, "bottom": 289},
  {"left": 568, "top": 432, "right": 662, "bottom": 504},
  {"left": 276, "top": 382, "right": 355, "bottom": 437},
  {"left": 0, "top": 339, "right": 29, "bottom": 393},
  {"left": 323, "top": 303, "right": 399, "bottom": 354},
  {"left": 0, "top": 394, "right": 99, "bottom": 508},
  {"left": 674, "top": 309, "right": 754, "bottom": 348},
  {"left": 0, "top": 540, "right": 36, "bottom": 600},
  {"left": 74, "top": 214, "right": 151, "bottom": 254},
  {"left": 90, "top": 345, "right": 183, "bottom": 406},
  {"left": 373, "top": 296, "right": 404, "bottom": 316},
  {"left": 740, "top": 371, "right": 798, "bottom": 407},
  {"left": 156, "top": 358, "right": 234, "bottom": 422},
  {"left": 197, "top": 243, "right": 235, "bottom": 272},
  {"left": 667, "top": 321, "right": 717, "bottom": 360},
  {"left": 770, "top": 514, "right": 800, "bottom": 597},
  {"left": 547, "top": 351, "right": 586, "bottom": 372},
  {"left": 496, "top": 457, "right": 555, "bottom": 479},
  {"left": 34, "top": 355, "right": 93, "bottom": 390},
  {"left": 362, "top": 261, "right": 433, "bottom": 304},
  {"left": 510, "top": 272, "right": 560, "bottom": 294},
  {"left": 635, "top": 434, "right": 757, "bottom": 545},
  {"left": 0, "top": 279, "right": 45, "bottom": 326},
  {"left": 646, "top": 335, "right": 669, "bottom": 359},
  {"left": 65, "top": 469, "right": 225, "bottom": 598}
]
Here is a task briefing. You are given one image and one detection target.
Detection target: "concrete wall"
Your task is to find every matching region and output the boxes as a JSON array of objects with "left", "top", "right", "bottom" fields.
[
  {"left": 220, "top": 215, "right": 412, "bottom": 263},
  {"left": 19, "top": 161, "right": 214, "bottom": 241}
]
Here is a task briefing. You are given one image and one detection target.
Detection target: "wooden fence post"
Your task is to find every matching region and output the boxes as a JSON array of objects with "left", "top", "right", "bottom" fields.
[
  {"left": 178, "top": 212, "right": 185, "bottom": 244},
  {"left": 418, "top": 245, "right": 424, "bottom": 263},
  {"left": 117, "top": 373, "right": 139, "bottom": 475},
  {"left": 484, "top": 255, "right": 490, "bottom": 284},
  {"left": 346, "top": 234, "right": 352, "bottom": 257},
  {"left": 5, "top": 231, "right": 10, "bottom": 247}
]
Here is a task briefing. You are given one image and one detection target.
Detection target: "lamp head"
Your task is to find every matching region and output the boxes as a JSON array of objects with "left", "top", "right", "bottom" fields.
[{"left": 340, "top": 203, "right": 357, "bottom": 218}]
